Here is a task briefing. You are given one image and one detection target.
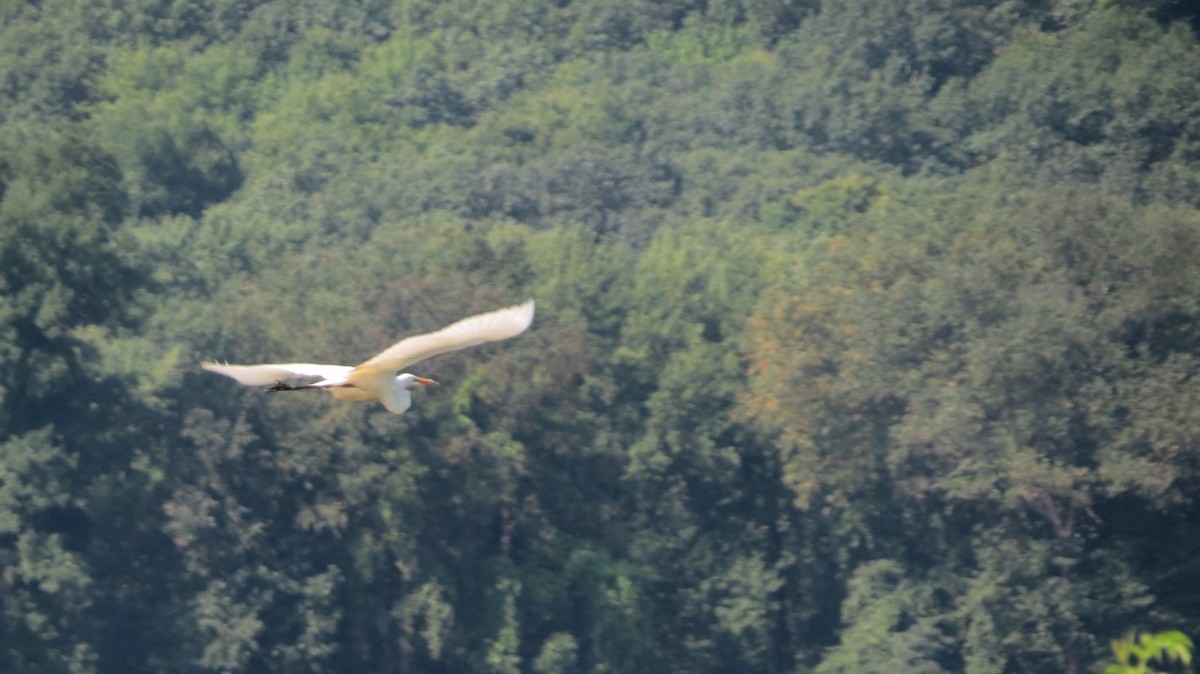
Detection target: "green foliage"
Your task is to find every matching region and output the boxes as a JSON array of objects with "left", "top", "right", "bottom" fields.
[
  {"left": 486, "top": 578, "right": 523, "bottom": 674},
  {"left": 89, "top": 44, "right": 251, "bottom": 217},
  {"left": 532, "top": 632, "right": 579, "bottom": 674},
  {"left": 1107, "top": 630, "right": 1194, "bottom": 674},
  {"left": 959, "top": 7, "right": 1200, "bottom": 200},
  {"left": 2, "top": 0, "right": 1200, "bottom": 672},
  {"left": 816, "top": 560, "right": 954, "bottom": 674}
]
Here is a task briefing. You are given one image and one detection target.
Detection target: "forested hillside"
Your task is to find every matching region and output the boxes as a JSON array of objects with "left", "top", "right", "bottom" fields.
[{"left": 2, "top": 0, "right": 1199, "bottom": 672}]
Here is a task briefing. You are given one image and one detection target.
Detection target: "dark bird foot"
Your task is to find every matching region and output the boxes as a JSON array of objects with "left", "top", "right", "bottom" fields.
[{"left": 267, "top": 381, "right": 319, "bottom": 393}]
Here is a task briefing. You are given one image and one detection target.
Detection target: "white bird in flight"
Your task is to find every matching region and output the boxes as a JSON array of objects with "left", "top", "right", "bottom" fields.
[{"left": 202, "top": 299, "right": 534, "bottom": 414}]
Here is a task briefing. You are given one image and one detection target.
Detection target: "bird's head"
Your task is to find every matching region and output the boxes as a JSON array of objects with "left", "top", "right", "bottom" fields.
[{"left": 396, "top": 373, "right": 439, "bottom": 390}]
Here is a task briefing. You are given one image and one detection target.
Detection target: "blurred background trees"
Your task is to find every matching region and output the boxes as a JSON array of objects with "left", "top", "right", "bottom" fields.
[{"left": 1, "top": 0, "right": 1198, "bottom": 671}]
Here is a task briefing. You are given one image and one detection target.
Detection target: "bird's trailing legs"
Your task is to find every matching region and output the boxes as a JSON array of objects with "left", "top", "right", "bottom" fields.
[
  {"left": 266, "top": 377, "right": 437, "bottom": 393},
  {"left": 266, "top": 381, "right": 319, "bottom": 393}
]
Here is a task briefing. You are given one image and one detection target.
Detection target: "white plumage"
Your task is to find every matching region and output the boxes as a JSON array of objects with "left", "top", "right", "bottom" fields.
[{"left": 202, "top": 299, "right": 534, "bottom": 413}]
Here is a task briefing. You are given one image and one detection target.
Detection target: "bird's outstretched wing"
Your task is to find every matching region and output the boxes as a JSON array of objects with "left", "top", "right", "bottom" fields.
[
  {"left": 201, "top": 362, "right": 353, "bottom": 387},
  {"left": 353, "top": 299, "right": 535, "bottom": 377}
]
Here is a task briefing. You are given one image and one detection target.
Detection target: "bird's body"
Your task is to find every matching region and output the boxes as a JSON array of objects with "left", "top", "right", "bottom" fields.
[{"left": 202, "top": 299, "right": 534, "bottom": 413}]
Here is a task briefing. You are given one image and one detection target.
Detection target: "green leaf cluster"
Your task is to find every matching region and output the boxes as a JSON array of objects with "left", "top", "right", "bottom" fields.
[{"left": 1107, "top": 630, "right": 1194, "bottom": 674}]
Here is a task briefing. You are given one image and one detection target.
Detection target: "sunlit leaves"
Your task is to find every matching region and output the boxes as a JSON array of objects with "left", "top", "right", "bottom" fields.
[
  {"left": 0, "top": 130, "right": 142, "bottom": 434},
  {"left": 532, "top": 632, "right": 579, "bottom": 674},
  {"left": 1107, "top": 630, "right": 1194, "bottom": 674},
  {"left": 704, "top": 553, "right": 786, "bottom": 664},
  {"left": 746, "top": 178, "right": 1200, "bottom": 518},
  {"left": 0, "top": 428, "right": 95, "bottom": 673},
  {"left": 816, "top": 560, "right": 954, "bottom": 674},
  {"left": 90, "top": 44, "right": 251, "bottom": 216},
  {"left": 743, "top": 172, "right": 1200, "bottom": 671},
  {"left": 395, "top": 580, "right": 455, "bottom": 661}
]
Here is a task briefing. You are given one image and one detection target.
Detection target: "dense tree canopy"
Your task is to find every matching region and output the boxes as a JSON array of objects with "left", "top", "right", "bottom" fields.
[{"left": 1, "top": 0, "right": 1198, "bottom": 672}]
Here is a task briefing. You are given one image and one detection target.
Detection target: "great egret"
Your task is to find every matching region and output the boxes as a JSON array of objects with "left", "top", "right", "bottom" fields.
[{"left": 202, "top": 299, "right": 534, "bottom": 414}]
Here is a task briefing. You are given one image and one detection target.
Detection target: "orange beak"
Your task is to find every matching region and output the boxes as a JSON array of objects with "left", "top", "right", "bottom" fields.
[{"left": 415, "top": 376, "right": 439, "bottom": 388}]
